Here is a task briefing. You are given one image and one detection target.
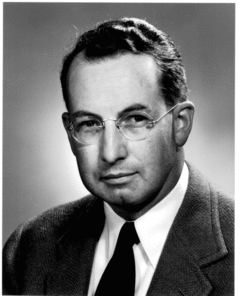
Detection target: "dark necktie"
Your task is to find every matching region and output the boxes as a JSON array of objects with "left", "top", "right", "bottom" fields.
[{"left": 94, "top": 222, "right": 140, "bottom": 296}]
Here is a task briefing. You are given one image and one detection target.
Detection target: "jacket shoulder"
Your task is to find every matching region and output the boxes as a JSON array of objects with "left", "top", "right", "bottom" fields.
[
  {"left": 184, "top": 163, "right": 234, "bottom": 294},
  {"left": 4, "top": 194, "right": 97, "bottom": 248},
  {"left": 187, "top": 162, "right": 234, "bottom": 242},
  {"left": 2, "top": 195, "right": 98, "bottom": 294},
  {"left": 214, "top": 189, "right": 234, "bottom": 248}
]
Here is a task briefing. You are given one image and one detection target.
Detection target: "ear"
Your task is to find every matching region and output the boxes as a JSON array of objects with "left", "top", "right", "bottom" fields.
[
  {"left": 172, "top": 101, "right": 195, "bottom": 147},
  {"left": 62, "top": 112, "right": 77, "bottom": 155}
]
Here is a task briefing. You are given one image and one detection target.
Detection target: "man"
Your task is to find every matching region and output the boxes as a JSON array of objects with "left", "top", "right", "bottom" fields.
[{"left": 3, "top": 17, "right": 234, "bottom": 296}]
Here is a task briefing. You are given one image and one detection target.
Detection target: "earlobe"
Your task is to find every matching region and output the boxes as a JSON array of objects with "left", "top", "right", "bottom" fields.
[{"left": 173, "top": 101, "right": 195, "bottom": 147}]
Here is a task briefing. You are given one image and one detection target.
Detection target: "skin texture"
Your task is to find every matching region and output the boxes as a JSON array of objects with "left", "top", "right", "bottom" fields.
[{"left": 62, "top": 53, "right": 194, "bottom": 220}]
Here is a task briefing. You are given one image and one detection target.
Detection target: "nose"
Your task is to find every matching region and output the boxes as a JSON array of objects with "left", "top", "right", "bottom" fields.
[{"left": 100, "top": 120, "right": 128, "bottom": 164}]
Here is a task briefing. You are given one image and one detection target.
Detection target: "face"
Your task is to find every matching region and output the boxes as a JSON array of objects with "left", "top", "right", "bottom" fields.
[{"left": 64, "top": 53, "right": 181, "bottom": 220}]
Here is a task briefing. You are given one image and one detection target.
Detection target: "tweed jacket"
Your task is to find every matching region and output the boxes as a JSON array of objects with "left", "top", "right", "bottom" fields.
[{"left": 3, "top": 164, "right": 234, "bottom": 295}]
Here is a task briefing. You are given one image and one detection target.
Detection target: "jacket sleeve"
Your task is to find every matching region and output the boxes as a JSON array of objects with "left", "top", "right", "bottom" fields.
[{"left": 2, "top": 223, "right": 24, "bottom": 295}]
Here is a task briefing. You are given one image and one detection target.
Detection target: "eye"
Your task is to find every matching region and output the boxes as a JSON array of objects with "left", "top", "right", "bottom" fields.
[
  {"left": 130, "top": 115, "right": 146, "bottom": 122},
  {"left": 73, "top": 117, "right": 101, "bottom": 132},
  {"left": 82, "top": 120, "right": 98, "bottom": 127},
  {"left": 121, "top": 113, "right": 150, "bottom": 127}
]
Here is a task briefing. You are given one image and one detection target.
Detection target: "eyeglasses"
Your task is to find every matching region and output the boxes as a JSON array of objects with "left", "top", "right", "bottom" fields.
[{"left": 68, "top": 103, "right": 179, "bottom": 145}]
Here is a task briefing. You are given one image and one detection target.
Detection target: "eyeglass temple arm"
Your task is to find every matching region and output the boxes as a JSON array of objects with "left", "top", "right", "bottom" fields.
[{"left": 152, "top": 103, "right": 180, "bottom": 125}]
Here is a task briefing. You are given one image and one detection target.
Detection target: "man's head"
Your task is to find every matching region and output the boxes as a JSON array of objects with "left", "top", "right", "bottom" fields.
[
  {"left": 61, "top": 18, "right": 194, "bottom": 220},
  {"left": 60, "top": 17, "right": 188, "bottom": 111}
]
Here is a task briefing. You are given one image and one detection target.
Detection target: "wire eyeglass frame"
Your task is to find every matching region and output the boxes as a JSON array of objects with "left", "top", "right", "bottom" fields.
[{"left": 68, "top": 103, "right": 179, "bottom": 145}]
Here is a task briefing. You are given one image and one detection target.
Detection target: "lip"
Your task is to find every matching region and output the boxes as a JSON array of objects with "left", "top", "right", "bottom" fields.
[{"left": 101, "top": 172, "right": 137, "bottom": 185}]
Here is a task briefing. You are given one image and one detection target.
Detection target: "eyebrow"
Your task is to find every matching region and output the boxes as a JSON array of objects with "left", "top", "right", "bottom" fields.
[
  {"left": 117, "top": 104, "right": 150, "bottom": 118},
  {"left": 71, "top": 103, "right": 151, "bottom": 120},
  {"left": 71, "top": 110, "right": 100, "bottom": 119}
]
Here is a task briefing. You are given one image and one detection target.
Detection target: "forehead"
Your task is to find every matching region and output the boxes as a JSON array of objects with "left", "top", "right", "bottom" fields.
[{"left": 67, "top": 53, "right": 163, "bottom": 115}]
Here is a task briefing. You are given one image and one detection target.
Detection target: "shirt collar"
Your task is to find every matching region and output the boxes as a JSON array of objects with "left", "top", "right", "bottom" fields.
[
  {"left": 104, "top": 202, "right": 125, "bottom": 258},
  {"left": 104, "top": 163, "right": 189, "bottom": 267}
]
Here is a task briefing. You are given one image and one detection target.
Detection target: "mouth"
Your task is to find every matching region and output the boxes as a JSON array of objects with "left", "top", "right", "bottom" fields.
[{"left": 101, "top": 172, "right": 137, "bottom": 185}]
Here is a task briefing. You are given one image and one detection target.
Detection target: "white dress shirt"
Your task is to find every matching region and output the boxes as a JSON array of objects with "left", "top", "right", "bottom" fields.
[{"left": 87, "top": 163, "right": 189, "bottom": 296}]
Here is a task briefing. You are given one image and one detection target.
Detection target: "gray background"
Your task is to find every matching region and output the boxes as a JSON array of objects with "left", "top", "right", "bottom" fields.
[{"left": 3, "top": 3, "right": 235, "bottom": 245}]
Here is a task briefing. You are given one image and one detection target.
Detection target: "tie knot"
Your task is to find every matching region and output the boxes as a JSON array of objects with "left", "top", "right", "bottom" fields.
[{"left": 118, "top": 222, "right": 139, "bottom": 247}]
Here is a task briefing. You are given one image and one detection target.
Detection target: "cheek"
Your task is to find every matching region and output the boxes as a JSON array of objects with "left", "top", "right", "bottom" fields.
[
  {"left": 136, "top": 131, "right": 174, "bottom": 174},
  {"left": 75, "top": 146, "right": 99, "bottom": 178}
]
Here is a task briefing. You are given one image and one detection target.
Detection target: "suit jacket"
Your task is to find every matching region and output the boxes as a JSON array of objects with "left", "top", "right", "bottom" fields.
[{"left": 3, "top": 164, "right": 234, "bottom": 295}]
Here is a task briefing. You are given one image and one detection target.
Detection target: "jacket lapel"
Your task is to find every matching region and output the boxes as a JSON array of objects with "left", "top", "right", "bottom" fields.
[
  {"left": 146, "top": 227, "right": 213, "bottom": 296},
  {"left": 146, "top": 164, "right": 228, "bottom": 296},
  {"left": 45, "top": 197, "right": 105, "bottom": 296}
]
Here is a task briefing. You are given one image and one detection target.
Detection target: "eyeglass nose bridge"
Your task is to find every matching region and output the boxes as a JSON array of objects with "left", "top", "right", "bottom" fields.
[
  {"left": 102, "top": 118, "right": 131, "bottom": 140},
  {"left": 102, "top": 118, "right": 121, "bottom": 129}
]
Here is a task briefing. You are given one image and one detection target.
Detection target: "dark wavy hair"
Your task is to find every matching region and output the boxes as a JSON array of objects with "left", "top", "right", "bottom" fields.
[{"left": 60, "top": 17, "right": 188, "bottom": 110}]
